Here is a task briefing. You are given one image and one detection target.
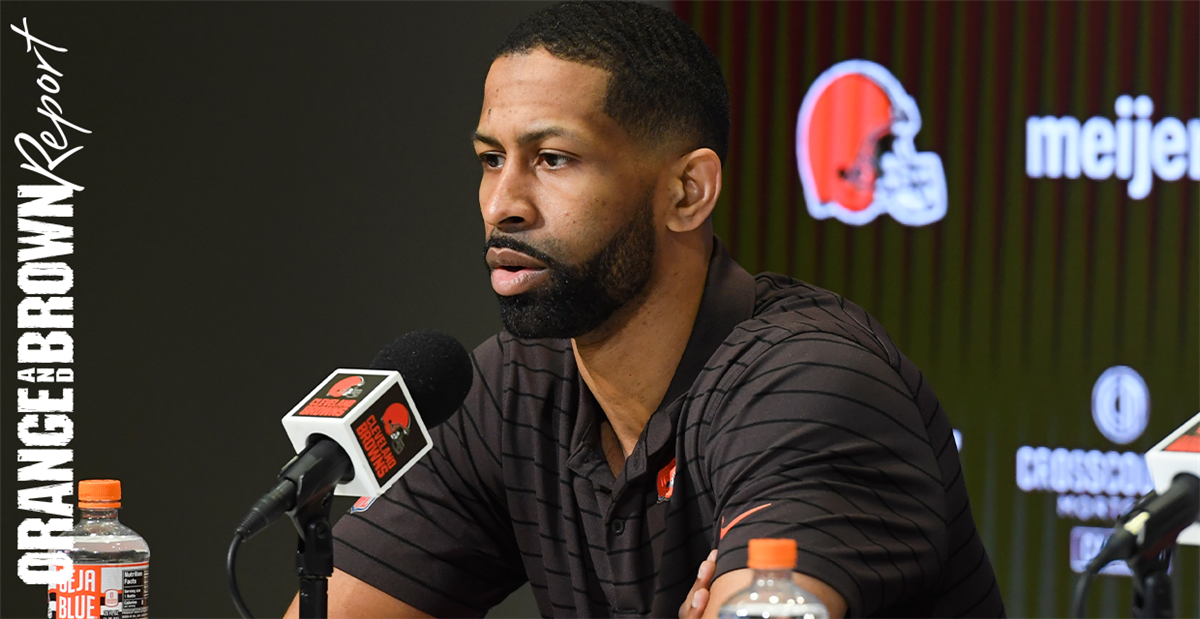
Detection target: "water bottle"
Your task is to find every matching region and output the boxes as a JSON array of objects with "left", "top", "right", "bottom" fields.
[
  {"left": 49, "top": 479, "right": 150, "bottom": 619},
  {"left": 717, "top": 538, "right": 829, "bottom": 619}
]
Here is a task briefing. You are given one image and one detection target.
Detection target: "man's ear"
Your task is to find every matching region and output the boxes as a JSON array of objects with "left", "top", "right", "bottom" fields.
[{"left": 665, "top": 148, "right": 722, "bottom": 233}]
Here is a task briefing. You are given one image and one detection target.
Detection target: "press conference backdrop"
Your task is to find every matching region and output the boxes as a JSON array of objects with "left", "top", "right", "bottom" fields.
[
  {"left": 672, "top": 1, "right": 1198, "bottom": 618},
  {"left": 2, "top": 2, "right": 1196, "bottom": 619}
]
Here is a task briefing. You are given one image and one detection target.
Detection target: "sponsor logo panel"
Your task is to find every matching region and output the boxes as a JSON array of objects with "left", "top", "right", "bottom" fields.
[
  {"left": 1026, "top": 95, "right": 1199, "bottom": 199},
  {"left": 1014, "top": 366, "right": 1162, "bottom": 577}
]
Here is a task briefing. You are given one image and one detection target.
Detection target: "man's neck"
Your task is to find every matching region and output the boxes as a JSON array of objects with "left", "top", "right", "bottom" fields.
[{"left": 572, "top": 235, "right": 712, "bottom": 467}]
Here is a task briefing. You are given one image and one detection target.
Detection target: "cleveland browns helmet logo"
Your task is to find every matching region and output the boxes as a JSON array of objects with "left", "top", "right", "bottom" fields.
[
  {"left": 327, "top": 375, "right": 365, "bottom": 399},
  {"left": 796, "top": 60, "right": 947, "bottom": 226},
  {"left": 381, "top": 402, "right": 412, "bottom": 454}
]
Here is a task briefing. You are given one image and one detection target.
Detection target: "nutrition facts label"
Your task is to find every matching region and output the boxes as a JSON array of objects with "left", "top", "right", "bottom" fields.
[{"left": 49, "top": 563, "right": 149, "bottom": 619}]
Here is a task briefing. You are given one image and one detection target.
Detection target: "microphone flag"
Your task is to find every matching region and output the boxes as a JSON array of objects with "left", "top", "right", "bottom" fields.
[
  {"left": 1144, "top": 410, "right": 1200, "bottom": 546},
  {"left": 281, "top": 369, "right": 432, "bottom": 498}
]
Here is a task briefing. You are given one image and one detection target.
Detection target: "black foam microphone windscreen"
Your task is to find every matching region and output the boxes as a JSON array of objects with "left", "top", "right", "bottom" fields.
[{"left": 371, "top": 329, "right": 473, "bottom": 428}]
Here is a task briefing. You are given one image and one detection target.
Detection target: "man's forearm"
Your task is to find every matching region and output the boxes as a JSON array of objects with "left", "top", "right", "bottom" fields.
[
  {"left": 700, "top": 568, "right": 847, "bottom": 619},
  {"left": 282, "top": 568, "right": 434, "bottom": 619}
]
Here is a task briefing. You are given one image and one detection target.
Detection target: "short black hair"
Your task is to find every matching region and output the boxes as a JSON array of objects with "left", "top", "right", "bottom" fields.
[{"left": 495, "top": 1, "right": 730, "bottom": 163}]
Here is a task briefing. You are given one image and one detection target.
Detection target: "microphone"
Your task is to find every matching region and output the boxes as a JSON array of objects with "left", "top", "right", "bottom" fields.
[
  {"left": 1072, "top": 413, "right": 1200, "bottom": 617},
  {"left": 1085, "top": 473, "right": 1200, "bottom": 570},
  {"left": 1143, "top": 410, "right": 1200, "bottom": 546},
  {"left": 1081, "top": 412, "right": 1200, "bottom": 573},
  {"left": 235, "top": 330, "right": 473, "bottom": 540}
]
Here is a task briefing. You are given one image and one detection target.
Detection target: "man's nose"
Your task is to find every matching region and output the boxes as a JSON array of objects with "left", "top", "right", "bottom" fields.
[{"left": 481, "top": 164, "right": 539, "bottom": 233}]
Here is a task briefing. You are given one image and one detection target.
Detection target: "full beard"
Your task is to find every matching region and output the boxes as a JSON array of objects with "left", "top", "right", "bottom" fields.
[{"left": 486, "top": 196, "right": 656, "bottom": 340}]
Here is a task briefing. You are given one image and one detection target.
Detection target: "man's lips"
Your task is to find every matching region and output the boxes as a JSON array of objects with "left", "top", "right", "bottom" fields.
[
  {"left": 486, "top": 247, "right": 548, "bottom": 270},
  {"left": 486, "top": 247, "right": 549, "bottom": 296}
]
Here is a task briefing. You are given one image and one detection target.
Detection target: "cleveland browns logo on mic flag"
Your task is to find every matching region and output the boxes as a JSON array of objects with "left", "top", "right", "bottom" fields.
[
  {"left": 327, "top": 375, "right": 365, "bottom": 398},
  {"left": 297, "top": 373, "right": 386, "bottom": 418},
  {"left": 381, "top": 402, "right": 411, "bottom": 454},
  {"left": 796, "top": 60, "right": 947, "bottom": 226}
]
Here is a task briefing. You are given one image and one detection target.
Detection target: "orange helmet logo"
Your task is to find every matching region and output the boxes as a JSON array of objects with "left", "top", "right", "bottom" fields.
[
  {"left": 797, "top": 60, "right": 947, "bottom": 226},
  {"left": 328, "top": 376, "right": 365, "bottom": 398},
  {"left": 381, "top": 402, "right": 411, "bottom": 453},
  {"left": 382, "top": 403, "right": 410, "bottom": 436},
  {"left": 656, "top": 458, "right": 676, "bottom": 503}
]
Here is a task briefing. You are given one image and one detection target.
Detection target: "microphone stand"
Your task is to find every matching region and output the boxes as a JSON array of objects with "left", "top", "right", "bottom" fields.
[
  {"left": 283, "top": 440, "right": 354, "bottom": 619},
  {"left": 291, "top": 490, "right": 335, "bottom": 619},
  {"left": 1129, "top": 547, "right": 1174, "bottom": 618}
]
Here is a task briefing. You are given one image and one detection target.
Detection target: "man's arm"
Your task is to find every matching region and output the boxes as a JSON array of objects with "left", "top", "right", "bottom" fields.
[
  {"left": 693, "top": 331, "right": 952, "bottom": 617},
  {"left": 702, "top": 569, "right": 847, "bottom": 619},
  {"left": 282, "top": 569, "right": 434, "bottom": 619},
  {"left": 679, "top": 554, "right": 847, "bottom": 619}
]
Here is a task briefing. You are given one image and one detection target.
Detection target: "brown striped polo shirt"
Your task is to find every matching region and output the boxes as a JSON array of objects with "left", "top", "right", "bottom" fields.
[{"left": 333, "top": 239, "right": 1005, "bottom": 618}]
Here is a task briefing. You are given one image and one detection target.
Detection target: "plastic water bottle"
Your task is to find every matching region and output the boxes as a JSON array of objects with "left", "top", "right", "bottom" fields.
[
  {"left": 49, "top": 479, "right": 150, "bottom": 619},
  {"left": 717, "top": 539, "right": 829, "bottom": 619}
]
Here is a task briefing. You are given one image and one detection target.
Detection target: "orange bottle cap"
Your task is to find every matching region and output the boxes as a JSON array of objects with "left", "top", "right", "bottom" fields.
[
  {"left": 747, "top": 538, "right": 797, "bottom": 570},
  {"left": 79, "top": 479, "right": 121, "bottom": 509}
]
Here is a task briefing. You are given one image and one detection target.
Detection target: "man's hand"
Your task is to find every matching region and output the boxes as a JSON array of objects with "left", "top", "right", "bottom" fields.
[{"left": 679, "top": 550, "right": 718, "bottom": 619}]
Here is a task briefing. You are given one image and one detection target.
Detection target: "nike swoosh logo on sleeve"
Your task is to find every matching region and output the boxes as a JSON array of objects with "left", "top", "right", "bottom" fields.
[{"left": 719, "top": 503, "right": 772, "bottom": 539}]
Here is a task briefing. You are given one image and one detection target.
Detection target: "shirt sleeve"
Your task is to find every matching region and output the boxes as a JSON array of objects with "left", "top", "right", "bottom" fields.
[
  {"left": 332, "top": 337, "right": 526, "bottom": 617},
  {"left": 702, "top": 332, "right": 948, "bottom": 618}
]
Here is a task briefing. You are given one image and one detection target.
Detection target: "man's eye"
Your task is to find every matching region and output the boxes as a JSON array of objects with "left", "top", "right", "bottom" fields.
[
  {"left": 541, "top": 153, "right": 571, "bottom": 168},
  {"left": 480, "top": 153, "right": 504, "bottom": 169}
]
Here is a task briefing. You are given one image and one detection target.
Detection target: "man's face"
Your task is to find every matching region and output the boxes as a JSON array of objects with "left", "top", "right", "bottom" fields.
[{"left": 474, "top": 49, "right": 660, "bottom": 339}]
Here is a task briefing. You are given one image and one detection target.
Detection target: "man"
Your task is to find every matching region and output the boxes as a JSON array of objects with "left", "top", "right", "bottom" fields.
[{"left": 288, "top": 2, "right": 1004, "bottom": 617}]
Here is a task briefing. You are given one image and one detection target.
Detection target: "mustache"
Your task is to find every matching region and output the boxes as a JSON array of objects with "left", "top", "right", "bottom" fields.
[{"left": 483, "top": 234, "right": 563, "bottom": 269}]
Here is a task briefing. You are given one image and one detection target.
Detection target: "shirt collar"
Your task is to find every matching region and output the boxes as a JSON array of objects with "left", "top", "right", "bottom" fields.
[
  {"left": 658, "top": 236, "right": 757, "bottom": 408},
  {"left": 629, "top": 237, "right": 755, "bottom": 485},
  {"left": 566, "top": 236, "right": 756, "bottom": 498}
]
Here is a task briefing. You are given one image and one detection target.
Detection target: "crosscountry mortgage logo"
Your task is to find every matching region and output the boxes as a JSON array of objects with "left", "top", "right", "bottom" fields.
[
  {"left": 796, "top": 60, "right": 947, "bottom": 226},
  {"left": 1013, "top": 365, "right": 1154, "bottom": 528},
  {"left": 1091, "top": 366, "right": 1150, "bottom": 445}
]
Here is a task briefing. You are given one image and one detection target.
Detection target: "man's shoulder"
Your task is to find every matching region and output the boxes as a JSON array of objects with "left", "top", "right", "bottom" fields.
[
  {"left": 678, "top": 272, "right": 918, "bottom": 424},
  {"left": 472, "top": 332, "right": 575, "bottom": 370},
  {"left": 731, "top": 272, "right": 905, "bottom": 371},
  {"left": 445, "top": 333, "right": 579, "bottom": 451},
  {"left": 469, "top": 332, "right": 579, "bottom": 403},
  {"left": 750, "top": 272, "right": 875, "bottom": 336}
]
